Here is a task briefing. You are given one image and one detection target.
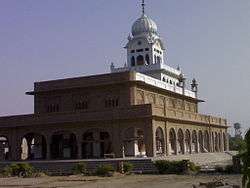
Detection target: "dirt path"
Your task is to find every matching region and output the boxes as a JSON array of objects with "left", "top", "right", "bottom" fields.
[{"left": 0, "top": 174, "right": 242, "bottom": 188}]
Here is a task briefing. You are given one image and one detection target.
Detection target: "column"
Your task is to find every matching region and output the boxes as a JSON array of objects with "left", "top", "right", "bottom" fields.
[
  {"left": 45, "top": 134, "right": 51, "bottom": 160},
  {"left": 76, "top": 133, "right": 82, "bottom": 159},
  {"left": 113, "top": 127, "right": 123, "bottom": 158},
  {"left": 144, "top": 121, "right": 155, "bottom": 157}
]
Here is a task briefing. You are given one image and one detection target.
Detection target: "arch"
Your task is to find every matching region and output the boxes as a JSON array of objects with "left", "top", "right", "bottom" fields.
[
  {"left": 137, "top": 55, "right": 144, "bottom": 66},
  {"left": 157, "top": 56, "right": 161, "bottom": 64},
  {"left": 223, "top": 132, "right": 227, "bottom": 151},
  {"left": 177, "top": 129, "right": 185, "bottom": 154},
  {"left": 218, "top": 132, "right": 222, "bottom": 152},
  {"left": 51, "top": 131, "right": 77, "bottom": 159},
  {"left": 191, "top": 130, "right": 198, "bottom": 153},
  {"left": 123, "top": 127, "right": 145, "bottom": 157},
  {"left": 145, "top": 54, "right": 150, "bottom": 65},
  {"left": 131, "top": 56, "right": 135, "bottom": 67},
  {"left": 215, "top": 132, "right": 219, "bottom": 152},
  {"left": 21, "top": 133, "right": 46, "bottom": 160},
  {"left": 198, "top": 130, "right": 204, "bottom": 153},
  {"left": 0, "top": 136, "right": 9, "bottom": 161},
  {"left": 154, "top": 55, "right": 157, "bottom": 64},
  {"left": 82, "top": 129, "right": 113, "bottom": 159},
  {"left": 169, "top": 128, "right": 177, "bottom": 155},
  {"left": 185, "top": 130, "right": 191, "bottom": 154},
  {"left": 204, "top": 130, "right": 210, "bottom": 152},
  {"left": 155, "top": 127, "right": 165, "bottom": 155},
  {"left": 211, "top": 132, "right": 215, "bottom": 152}
]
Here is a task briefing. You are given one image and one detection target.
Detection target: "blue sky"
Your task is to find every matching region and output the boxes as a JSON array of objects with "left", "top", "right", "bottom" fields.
[{"left": 0, "top": 0, "right": 249, "bottom": 134}]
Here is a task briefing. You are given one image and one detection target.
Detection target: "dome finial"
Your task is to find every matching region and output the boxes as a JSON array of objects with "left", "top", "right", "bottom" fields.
[{"left": 141, "top": 0, "right": 145, "bottom": 15}]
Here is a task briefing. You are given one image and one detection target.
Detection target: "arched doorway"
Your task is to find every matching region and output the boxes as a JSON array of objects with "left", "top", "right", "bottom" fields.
[
  {"left": 51, "top": 131, "right": 77, "bottom": 159},
  {"left": 198, "top": 131, "right": 204, "bottom": 153},
  {"left": 155, "top": 127, "right": 165, "bottom": 155},
  {"left": 211, "top": 132, "right": 215, "bottom": 152},
  {"left": 177, "top": 129, "right": 185, "bottom": 154},
  {"left": 223, "top": 133, "right": 227, "bottom": 151},
  {"left": 123, "top": 128, "right": 145, "bottom": 157},
  {"left": 169, "top": 128, "right": 177, "bottom": 155},
  {"left": 0, "top": 136, "right": 9, "bottom": 161},
  {"left": 185, "top": 130, "right": 191, "bottom": 154},
  {"left": 215, "top": 132, "right": 219, "bottom": 152},
  {"left": 137, "top": 55, "right": 144, "bottom": 65},
  {"left": 218, "top": 133, "right": 222, "bottom": 152},
  {"left": 191, "top": 130, "right": 198, "bottom": 153},
  {"left": 204, "top": 130, "right": 209, "bottom": 152},
  {"left": 82, "top": 130, "right": 113, "bottom": 159},
  {"left": 21, "top": 133, "right": 46, "bottom": 160}
]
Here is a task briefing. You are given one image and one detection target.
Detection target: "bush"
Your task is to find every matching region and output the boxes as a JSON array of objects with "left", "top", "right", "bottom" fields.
[
  {"left": 3, "top": 163, "right": 35, "bottom": 178},
  {"left": 225, "top": 165, "right": 234, "bottom": 174},
  {"left": 154, "top": 160, "right": 186, "bottom": 174},
  {"left": 73, "top": 162, "right": 87, "bottom": 175},
  {"left": 188, "top": 162, "right": 201, "bottom": 172},
  {"left": 95, "top": 164, "right": 115, "bottom": 176},
  {"left": 215, "top": 166, "right": 224, "bottom": 173},
  {"left": 123, "top": 162, "right": 134, "bottom": 174},
  {"left": 214, "top": 165, "right": 235, "bottom": 174},
  {"left": 154, "top": 160, "right": 200, "bottom": 175}
]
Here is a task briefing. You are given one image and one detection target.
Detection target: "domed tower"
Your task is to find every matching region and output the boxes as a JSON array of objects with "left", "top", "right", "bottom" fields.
[
  {"left": 111, "top": 0, "right": 183, "bottom": 86},
  {"left": 126, "top": 0, "right": 165, "bottom": 68}
]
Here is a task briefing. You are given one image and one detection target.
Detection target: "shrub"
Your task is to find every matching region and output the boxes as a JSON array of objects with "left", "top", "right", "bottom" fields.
[
  {"left": 3, "top": 163, "right": 35, "bottom": 178},
  {"left": 123, "top": 162, "right": 134, "bottom": 174},
  {"left": 154, "top": 160, "right": 186, "bottom": 174},
  {"left": 215, "top": 166, "right": 224, "bottom": 173},
  {"left": 73, "top": 162, "right": 87, "bottom": 175},
  {"left": 188, "top": 162, "right": 201, "bottom": 172},
  {"left": 225, "top": 165, "right": 234, "bottom": 174},
  {"left": 96, "top": 164, "right": 115, "bottom": 176},
  {"left": 154, "top": 160, "right": 200, "bottom": 175}
]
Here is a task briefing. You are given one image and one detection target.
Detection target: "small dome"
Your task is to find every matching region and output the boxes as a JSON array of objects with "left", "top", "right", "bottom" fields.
[{"left": 132, "top": 14, "right": 158, "bottom": 36}]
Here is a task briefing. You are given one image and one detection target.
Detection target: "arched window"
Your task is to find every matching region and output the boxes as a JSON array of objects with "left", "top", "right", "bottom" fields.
[
  {"left": 131, "top": 56, "right": 135, "bottom": 67},
  {"left": 137, "top": 55, "right": 144, "bottom": 66},
  {"left": 157, "top": 56, "right": 161, "bottom": 64},
  {"left": 145, "top": 54, "right": 150, "bottom": 65},
  {"left": 162, "top": 77, "right": 166, "bottom": 82}
]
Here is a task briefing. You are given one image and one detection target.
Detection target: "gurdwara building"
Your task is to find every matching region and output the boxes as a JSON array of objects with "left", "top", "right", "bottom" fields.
[{"left": 0, "top": 2, "right": 228, "bottom": 161}]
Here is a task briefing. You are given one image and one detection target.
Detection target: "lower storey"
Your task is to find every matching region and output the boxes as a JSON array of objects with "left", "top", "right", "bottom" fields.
[{"left": 0, "top": 119, "right": 228, "bottom": 161}]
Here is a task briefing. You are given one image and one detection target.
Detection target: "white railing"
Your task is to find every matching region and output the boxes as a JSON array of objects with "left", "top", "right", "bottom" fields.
[
  {"left": 111, "top": 63, "right": 181, "bottom": 76},
  {"left": 135, "top": 72, "right": 196, "bottom": 98}
]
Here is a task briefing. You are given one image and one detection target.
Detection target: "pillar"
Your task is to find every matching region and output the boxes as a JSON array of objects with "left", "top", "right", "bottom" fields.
[
  {"left": 113, "top": 127, "right": 123, "bottom": 158},
  {"left": 76, "top": 133, "right": 82, "bottom": 159},
  {"left": 45, "top": 134, "right": 51, "bottom": 160},
  {"left": 144, "top": 120, "right": 155, "bottom": 157}
]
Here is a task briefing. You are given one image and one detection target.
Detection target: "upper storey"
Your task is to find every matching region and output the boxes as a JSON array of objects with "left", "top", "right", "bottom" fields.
[{"left": 26, "top": 71, "right": 200, "bottom": 115}]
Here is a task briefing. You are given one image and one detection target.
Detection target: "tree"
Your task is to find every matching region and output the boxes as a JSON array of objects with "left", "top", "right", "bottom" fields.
[
  {"left": 242, "top": 129, "right": 250, "bottom": 188},
  {"left": 229, "top": 135, "right": 246, "bottom": 153}
]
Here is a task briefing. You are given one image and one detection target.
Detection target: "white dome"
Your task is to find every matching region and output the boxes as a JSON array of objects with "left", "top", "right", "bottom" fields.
[{"left": 131, "top": 14, "right": 158, "bottom": 36}]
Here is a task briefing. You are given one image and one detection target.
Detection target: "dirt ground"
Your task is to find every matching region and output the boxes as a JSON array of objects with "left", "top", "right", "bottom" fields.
[{"left": 0, "top": 174, "right": 242, "bottom": 188}]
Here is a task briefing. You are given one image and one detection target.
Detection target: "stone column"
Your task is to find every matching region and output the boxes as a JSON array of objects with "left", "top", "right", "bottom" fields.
[
  {"left": 9, "top": 129, "right": 22, "bottom": 161},
  {"left": 164, "top": 125, "right": 168, "bottom": 156},
  {"left": 226, "top": 133, "right": 230, "bottom": 151},
  {"left": 113, "top": 127, "right": 123, "bottom": 158},
  {"left": 45, "top": 134, "right": 52, "bottom": 160},
  {"left": 144, "top": 120, "right": 155, "bottom": 157},
  {"left": 76, "top": 133, "right": 82, "bottom": 159}
]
